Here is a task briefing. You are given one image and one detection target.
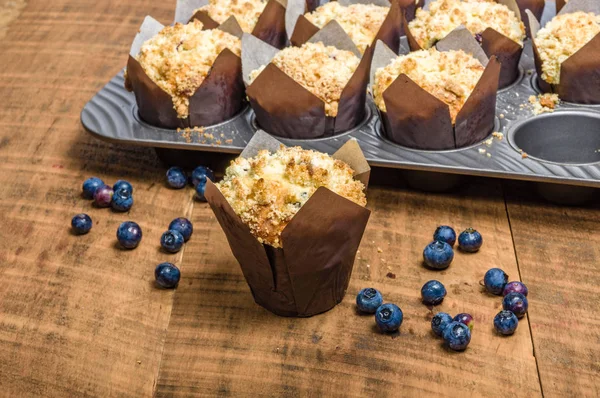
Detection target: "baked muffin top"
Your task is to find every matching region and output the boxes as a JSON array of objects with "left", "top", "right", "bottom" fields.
[
  {"left": 373, "top": 49, "right": 484, "bottom": 122},
  {"left": 217, "top": 146, "right": 367, "bottom": 248},
  {"left": 194, "top": 0, "right": 268, "bottom": 33},
  {"left": 535, "top": 11, "right": 600, "bottom": 84},
  {"left": 135, "top": 21, "right": 241, "bottom": 118},
  {"left": 408, "top": 0, "right": 525, "bottom": 48},
  {"left": 248, "top": 42, "right": 360, "bottom": 117},
  {"left": 305, "top": 2, "right": 389, "bottom": 54}
]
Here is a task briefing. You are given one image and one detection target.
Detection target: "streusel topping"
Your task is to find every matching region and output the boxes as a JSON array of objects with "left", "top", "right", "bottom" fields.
[{"left": 194, "top": 0, "right": 268, "bottom": 33}]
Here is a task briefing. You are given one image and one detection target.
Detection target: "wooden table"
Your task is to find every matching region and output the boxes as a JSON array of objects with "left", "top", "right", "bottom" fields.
[{"left": 1, "top": 1, "right": 599, "bottom": 396}]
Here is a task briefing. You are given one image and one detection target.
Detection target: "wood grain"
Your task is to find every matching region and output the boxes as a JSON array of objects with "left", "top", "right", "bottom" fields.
[
  {"left": 505, "top": 183, "right": 600, "bottom": 397},
  {"left": 155, "top": 180, "right": 542, "bottom": 397}
]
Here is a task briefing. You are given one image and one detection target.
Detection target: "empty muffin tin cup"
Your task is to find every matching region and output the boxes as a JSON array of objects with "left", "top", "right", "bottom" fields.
[{"left": 508, "top": 111, "right": 600, "bottom": 165}]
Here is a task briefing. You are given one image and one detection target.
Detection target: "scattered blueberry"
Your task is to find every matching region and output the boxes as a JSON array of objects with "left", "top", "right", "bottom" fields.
[
  {"left": 168, "top": 217, "right": 193, "bottom": 241},
  {"left": 494, "top": 310, "right": 519, "bottom": 335},
  {"left": 71, "top": 213, "right": 92, "bottom": 235},
  {"left": 443, "top": 321, "right": 471, "bottom": 351},
  {"left": 502, "top": 292, "right": 528, "bottom": 318},
  {"left": 484, "top": 268, "right": 509, "bottom": 295},
  {"left": 116, "top": 221, "right": 143, "bottom": 249},
  {"left": 111, "top": 187, "right": 134, "bottom": 212},
  {"left": 82, "top": 177, "right": 104, "bottom": 199},
  {"left": 421, "top": 280, "right": 447, "bottom": 306},
  {"left": 155, "top": 262, "right": 181, "bottom": 288},
  {"left": 433, "top": 225, "right": 456, "bottom": 246},
  {"left": 166, "top": 167, "right": 187, "bottom": 189},
  {"left": 356, "top": 288, "right": 383, "bottom": 314},
  {"left": 453, "top": 313, "right": 474, "bottom": 331},
  {"left": 195, "top": 178, "right": 208, "bottom": 201},
  {"left": 375, "top": 303, "right": 403, "bottom": 333},
  {"left": 160, "top": 230, "right": 185, "bottom": 253},
  {"left": 458, "top": 228, "right": 483, "bottom": 252},
  {"left": 191, "top": 166, "right": 215, "bottom": 187},
  {"left": 423, "top": 241, "right": 454, "bottom": 269},
  {"left": 94, "top": 185, "right": 114, "bottom": 208},
  {"left": 113, "top": 179, "right": 133, "bottom": 194},
  {"left": 503, "top": 281, "right": 528, "bottom": 297},
  {"left": 431, "top": 312, "right": 453, "bottom": 337}
]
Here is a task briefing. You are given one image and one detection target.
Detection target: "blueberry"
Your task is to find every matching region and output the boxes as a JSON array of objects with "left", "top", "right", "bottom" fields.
[
  {"left": 503, "top": 281, "right": 528, "bottom": 297},
  {"left": 113, "top": 180, "right": 133, "bottom": 194},
  {"left": 484, "top": 268, "right": 509, "bottom": 295},
  {"left": 168, "top": 217, "right": 193, "bottom": 241},
  {"left": 111, "top": 187, "right": 133, "bottom": 212},
  {"left": 356, "top": 288, "right": 383, "bottom": 314},
  {"left": 116, "top": 221, "right": 142, "bottom": 249},
  {"left": 155, "top": 262, "right": 181, "bottom": 288},
  {"left": 494, "top": 310, "right": 519, "bottom": 335},
  {"left": 191, "top": 166, "right": 214, "bottom": 187},
  {"left": 160, "top": 230, "right": 185, "bottom": 253},
  {"left": 82, "top": 177, "right": 104, "bottom": 199},
  {"left": 375, "top": 303, "right": 403, "bottom": 333},
  {"left": 195, "top": 178, "right": 208, "bottom": 201},
  {"left": 443, "top": 321, "right": 471, "bottom": 351},
  {"left": 453, "top": 313, "right": 474, "bottom": 331},
  {"left": 433, "top": 225, "right": 456, "bottom": 246},
  {"left": 94, "top": 185, "right": 114, "bottom": 208},
  {"left": 166, "top": 167, "right": 187, "bottom": 189},
  {"left": 502, "top": 292, "right": 528, "bottom": 318},
  {"left": 421, "top": 280, "right": 447, "bottom": 306},
  {"left": 431, "top": 312, "right": 453, "bottom": 337},
  {"left": 458, "top": 228, "right": 483, "bottom": 252},
  {"left": 423, "top": 241, "right": 454, "bottom": 269},
  {"left": 71, "top": 213, "right": 92, "bottom": 235}
]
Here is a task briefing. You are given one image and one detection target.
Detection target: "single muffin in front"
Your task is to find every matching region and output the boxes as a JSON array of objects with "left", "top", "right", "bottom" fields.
[
  {"left": 133, "top": 20, "right": 241, "bottom": 119},
  {"left": 193, "top": 0, "right": 268, "bottom": 32},
  {"left": 216, "top": 145, "right": 367, "bottom": 248},
  {"left": 305, "top": 2, "right": 390, "bottom": 54},
  {"left": 374, "top": 49, "right": 485, "bottom": 123},
  {"left": 535, "top": 11, "right": 600, "bottom": 85},
  {"left": 249, "top": 42, "right": 360, "bottom": 117}
]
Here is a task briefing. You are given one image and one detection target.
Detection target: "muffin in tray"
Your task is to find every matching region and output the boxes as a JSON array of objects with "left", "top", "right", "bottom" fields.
[
  {"left": 125, "top": 18, "right": 245, "bottom": 129},
  {"left": 528, "top": 0, "right": 600, "bottom": 103},
  {"left": 371, "top": 30, "right": 501, "bottom": 150},
  {"left": 192, "top": 0, "right": 269, "bottom": 32},
  {"left": 406, "top": 0, "right": 525, "bottom": 88},
  {"left": 205, "top": 131, "right": 371, "bottom": 317}
]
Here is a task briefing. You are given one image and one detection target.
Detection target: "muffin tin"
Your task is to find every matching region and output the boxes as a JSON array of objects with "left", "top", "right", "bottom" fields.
[{"left": 81, "top": 3, "right": 600, "bottom": 190}]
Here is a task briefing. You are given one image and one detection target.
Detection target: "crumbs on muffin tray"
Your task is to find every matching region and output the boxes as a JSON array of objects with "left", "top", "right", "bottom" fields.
[{"left": 528, "top": 94, "right": 560, "bottom": 115}]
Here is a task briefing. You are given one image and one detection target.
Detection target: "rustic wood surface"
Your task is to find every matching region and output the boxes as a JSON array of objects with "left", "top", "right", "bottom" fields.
[{"left": 0, "top": 0, "right": 597, "bottom": 397}]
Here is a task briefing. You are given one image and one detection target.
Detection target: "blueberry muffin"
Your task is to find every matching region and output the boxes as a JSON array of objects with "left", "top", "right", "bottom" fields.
[
  {"left": 193, "top": 0, "right": 268, "bottom": 32},
  {"left": 216, "top": 146, "right": 367, "bottom": 248}
]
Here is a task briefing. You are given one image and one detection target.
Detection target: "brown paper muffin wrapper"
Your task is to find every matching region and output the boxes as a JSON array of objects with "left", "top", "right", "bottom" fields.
[
  {"left": 181, "top": 0, "right": 288, "bottom": 49},
  {"left": 516, "top": 0, "right": 545, "bottom": 37},
  {"left": 288, "top": 0, "right": 406, "bottom": 54},
  {"left": 527, "top": 0, "right": 600, "bottom": 104},
  {"left": 204, "top": 131, "right": 371, "bottom": 317},
  {"left": 243, "top": 26, "right": 370, "bottom": 139},
  {"left": 371, "top": 31, "right": 501, "bottom": 150},
  {"left": 124, "top": 16, "right": 245, "bottom": 130},
  {"left": 404, "top": 0, "right": 523, "bottom": 89},
  {"left": 556, "top": 0, "right": 566, "bottom": 13}
]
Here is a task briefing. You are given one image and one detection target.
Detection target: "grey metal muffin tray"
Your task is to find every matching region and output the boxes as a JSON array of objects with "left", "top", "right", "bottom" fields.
[{"left": 81, "top": 41, "right": 600, "bottom": 190}]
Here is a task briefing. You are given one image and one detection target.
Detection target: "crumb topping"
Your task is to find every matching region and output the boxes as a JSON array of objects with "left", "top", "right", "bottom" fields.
[
  {"left": 408, "top": 0, "right": 525, "bottom": 48},
  {"left": 248, "top": 42, "right": 360, "bottom": 117},
  {"left": 195, "top": 0, "right": 268, "bottom": 32},
  {"left": 305, "top": 2, "right": 389, "bottom": 54},
  {"left": 529, "top": 93, "right": 560, "bottom": 115},
  {"left": 217, "top": 146, "right": 366, "bottom": 247},
  {"left": 373, "top": 49, "right": 484, "bottom": 122},
  {"left": 535, "top": 12, "right": 600, "bottom": 85},
  {"left": 135, "top": 21, "right": 241, "bottom": 118}
]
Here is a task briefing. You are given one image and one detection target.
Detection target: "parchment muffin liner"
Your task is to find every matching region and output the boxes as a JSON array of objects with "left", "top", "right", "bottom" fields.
[
  {"left": 527, "top": 0, "right": 600, "bottom": 104},
  {"left": 124, "top": 16, "right": 245, "bottom": 130},
  {"left": 404, "top": 0, "right": 523, "bottom": 89},
  {"left": 515, "top": 0, "right": 545, "bottom": 37},
  {"left": 204, "top": 130, "right": 371, "bottom": 317},
  {"left": 242, "top": 25, "right": 371, "bottom": 139},
  {"left": 371, "top": 28, "right": 501, "bottom": 150},
  {"left": 178, "top": 0, "right": 288, "bottom": 49},
  {"left": 556, "top": 0, "right": 566, "bottom": 13},
  {"left": 287, "top": 0, "right": 409, "bottom": 54}
]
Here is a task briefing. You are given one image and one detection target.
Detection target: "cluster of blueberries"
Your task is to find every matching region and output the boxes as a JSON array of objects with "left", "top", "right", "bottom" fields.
[
  {"left": 165, "top": 166, "right": 214, "bottom": 200},
  {"left": 422, "top": 225, "right": 483, "bottom": 269},
  {"left": 484, "top": 268, "right": 529, "bottom": 335},
  {"left": 356, "top": 288, "right": 403, "bottom": 333}
]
